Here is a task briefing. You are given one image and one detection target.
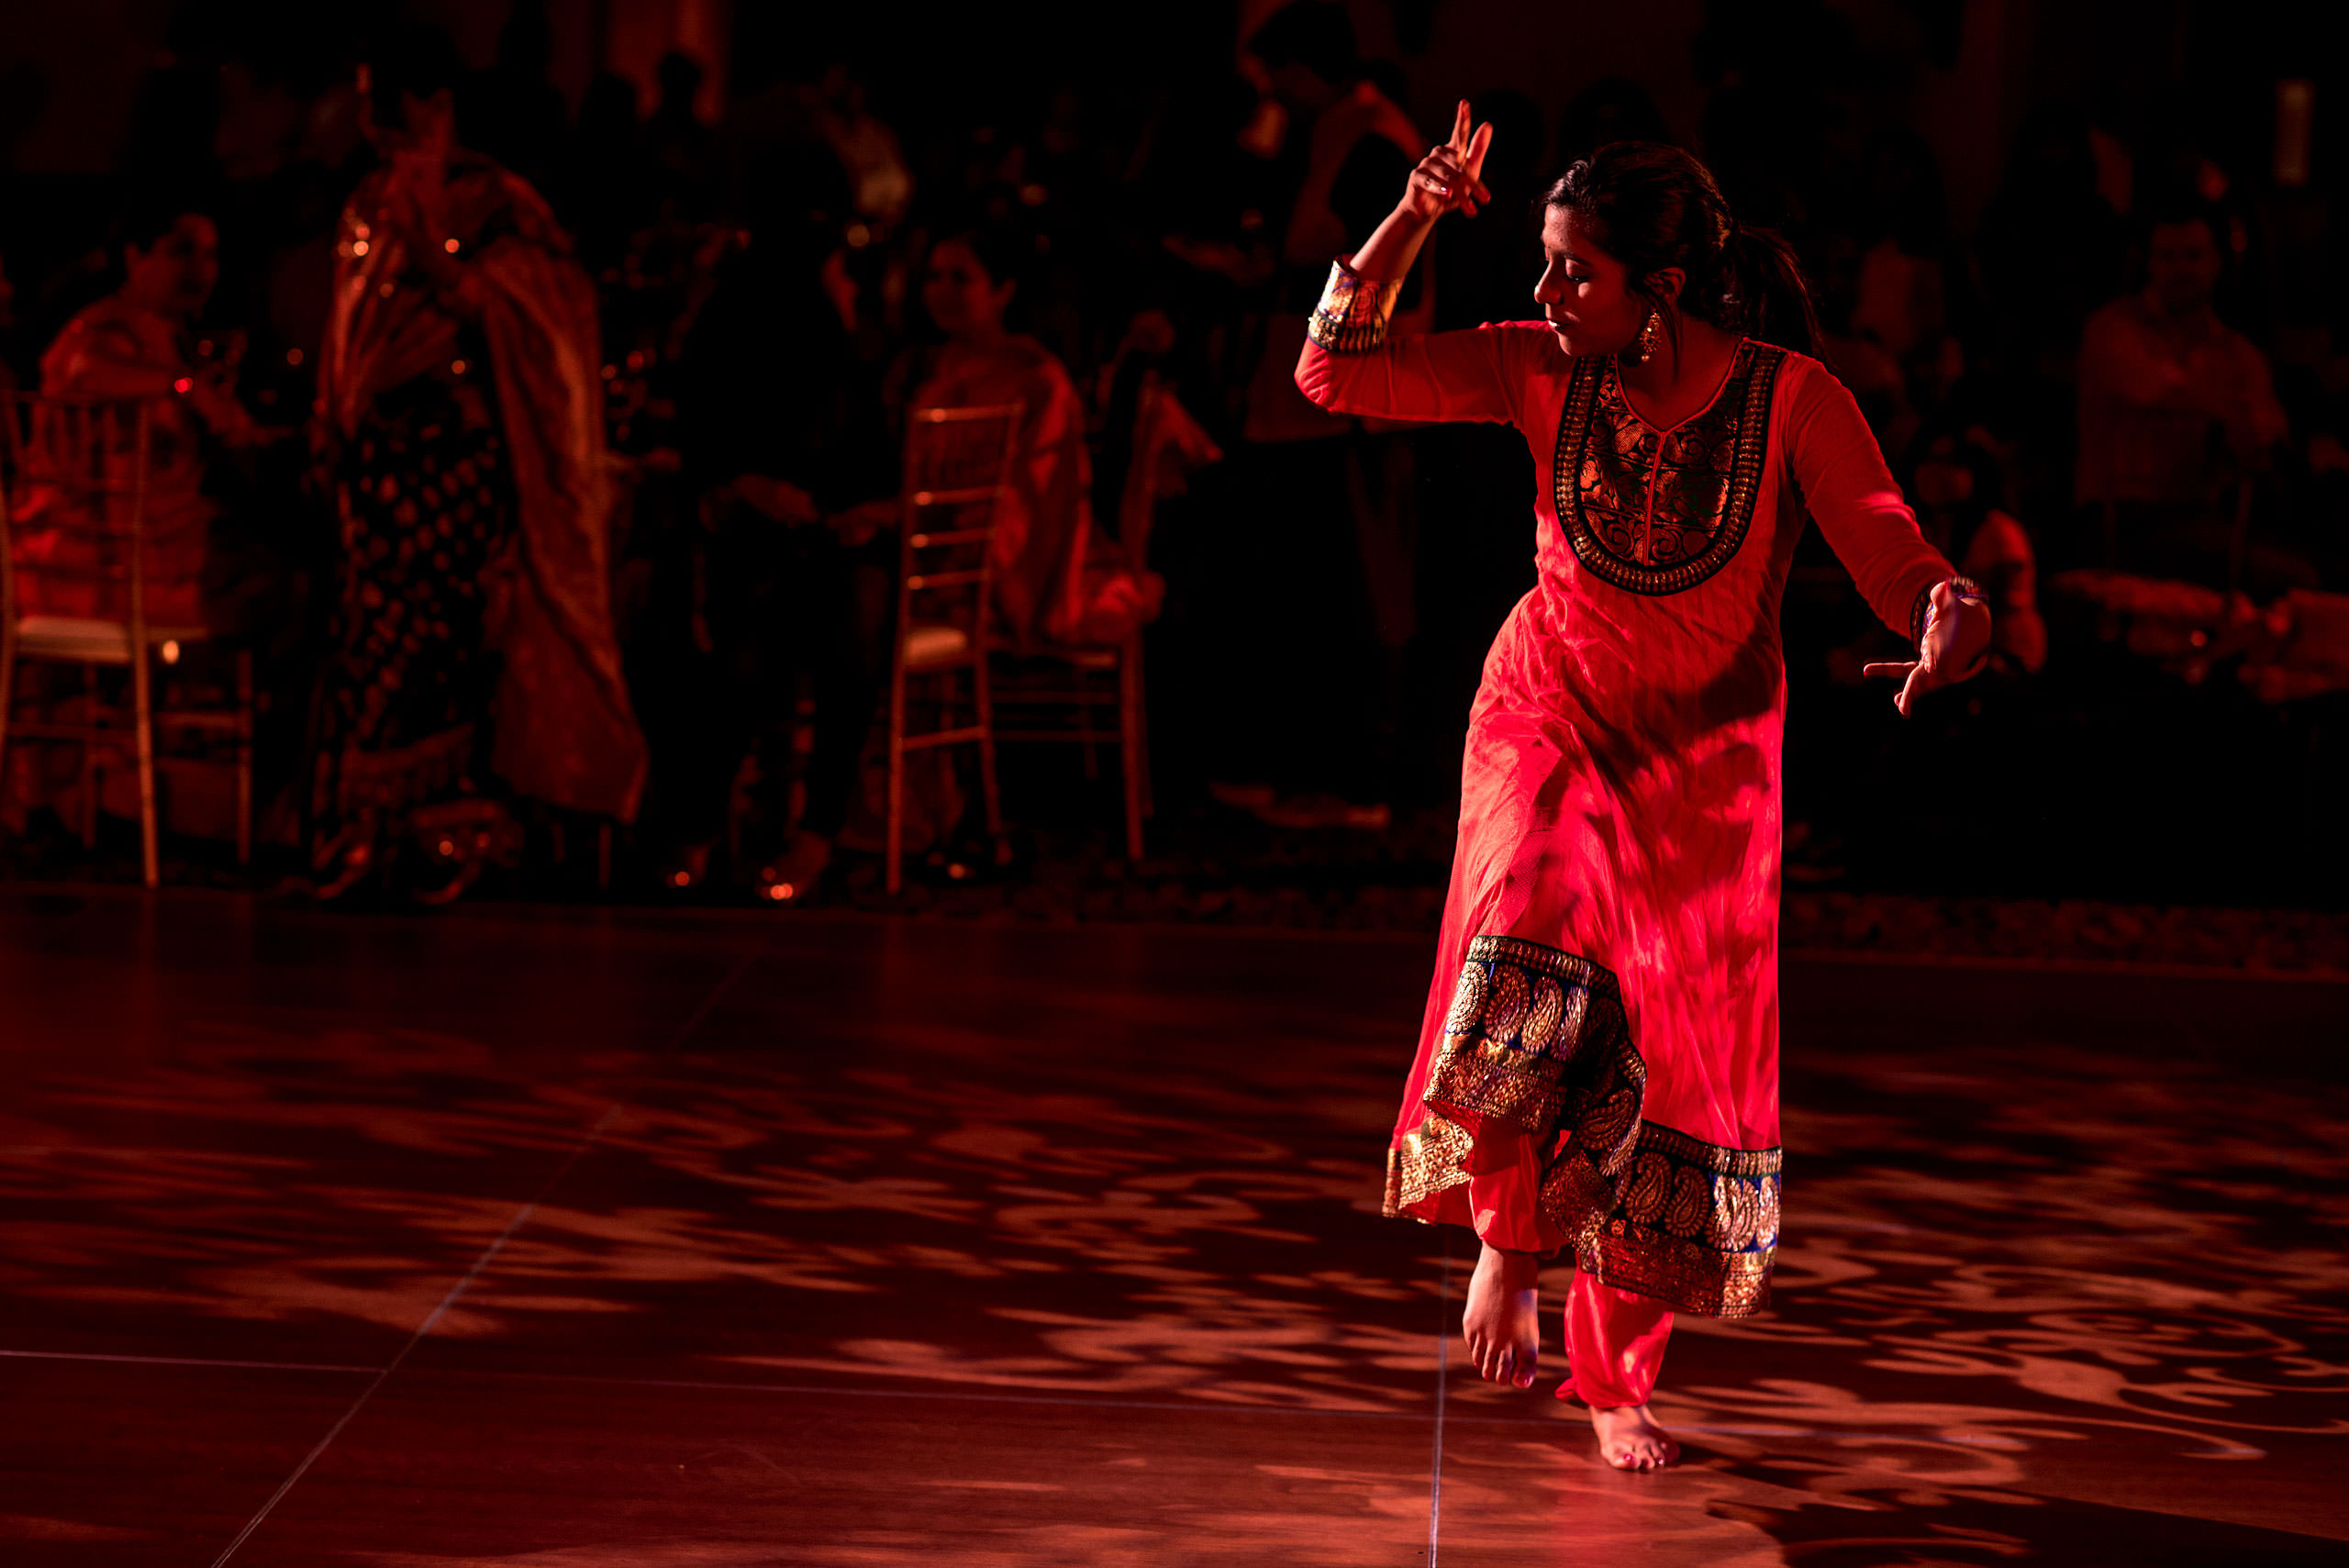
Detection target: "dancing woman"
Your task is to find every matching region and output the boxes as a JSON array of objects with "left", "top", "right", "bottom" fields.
[{"left": 1297, "top": 109, "right": 1990, "bottom": 1470}]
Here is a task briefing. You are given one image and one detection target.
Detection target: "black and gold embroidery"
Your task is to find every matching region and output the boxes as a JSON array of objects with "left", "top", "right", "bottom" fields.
[
  {"left": 1556, "top": 1122, "right": 1783, "bottom": 1318},
  {"left": 1552, "top": 339, "right": 1784, "bottom": 595},
  {"left": 1422, "top": 936, "right": 1633, "bottom": 1133},
  {"left": 1383, "top": 1111, "right": 1475, "bottom": 1216},
  {"left": 1386, "top": 933, "right": 1784, "bottom": 1319},
  {"left": 1306, "top": 261, "right": 1397, "bottom": 354}
]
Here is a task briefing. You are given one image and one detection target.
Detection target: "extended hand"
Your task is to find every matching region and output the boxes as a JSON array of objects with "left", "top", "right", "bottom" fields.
[
  {"left": 1401, "top": 99, "right": 1494, "bottom": 223},
  {"left": 1865, "top": 580, "right": 1994, "bottom": 717}
]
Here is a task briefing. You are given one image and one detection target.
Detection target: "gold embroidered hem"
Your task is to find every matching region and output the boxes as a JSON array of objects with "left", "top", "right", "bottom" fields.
[
  {"left": 1384, "top": 1110, "right": 1475, "bottom": 1218},
  {"left": 1547, "top": 1120, "right": 1783, "bottom": 1318},
  {"left": 1582, "top": 1224, "right": 1776, "bottom": 1318},
  {"left": 1387, "top": 932, "right": 1783, "bottom": 1318},
  {"left": 1423, "top": 936, "right": 1641, "bottom": 1143},
  {"left": 1306, "top": 260, "right": 1397, "bottom": 354}
]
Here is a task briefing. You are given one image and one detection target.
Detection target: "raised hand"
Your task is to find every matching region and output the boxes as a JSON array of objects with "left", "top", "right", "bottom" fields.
[
  {"left": 1864, "top": 579, "right": 1994, "bottom": 717},
  {"left": 1402, "top": 98, "right": 1495, "bottom": 223}
]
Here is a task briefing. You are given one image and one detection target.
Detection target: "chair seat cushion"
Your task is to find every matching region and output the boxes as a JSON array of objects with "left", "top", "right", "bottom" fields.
[
  {"left": 902, "top": 622, "right": 973, "bottom": 669},
  {"left": 14, "top": 615, "right": 209, "bottom": 665}
]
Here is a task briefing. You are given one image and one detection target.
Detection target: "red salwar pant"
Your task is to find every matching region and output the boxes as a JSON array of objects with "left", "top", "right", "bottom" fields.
[{"left": 1561, "top": 1273, "right": 1673, "bottom": 1408}]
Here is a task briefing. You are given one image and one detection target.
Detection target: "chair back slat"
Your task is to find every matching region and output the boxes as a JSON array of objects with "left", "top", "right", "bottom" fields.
[
  {"left": 897, "top": 400, "right": 1022, "bottom": 646},
  {"left": 1, "top": 393, "right": 158, "bottom": 606}
]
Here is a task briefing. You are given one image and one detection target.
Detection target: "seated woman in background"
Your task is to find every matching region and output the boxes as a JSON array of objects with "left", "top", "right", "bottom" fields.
[
  {"left": 309, "top": 27, "right": 642, "bottom": 899},
  {"left": 19, "top": 202, "right": 270, "bottom": 629},
  {"left": 900, "top": 226, "right": 1160, "bottom": 650}
]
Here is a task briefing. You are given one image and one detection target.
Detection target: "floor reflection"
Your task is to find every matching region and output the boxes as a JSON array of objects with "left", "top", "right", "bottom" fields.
[{"left": 0, "top": 894, "right": 2343, "bottom": 1562}]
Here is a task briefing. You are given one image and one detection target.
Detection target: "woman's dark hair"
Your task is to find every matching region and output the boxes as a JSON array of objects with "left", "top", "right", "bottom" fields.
[
  {"left": 935, "top": 224, "right": 1031, "bottom": 295},
  {"left": 2136, "top": 185, "right": 2229, "bottom": 252},
  {"left": 115, "top": 189, "right": 207, "bottom": 260},
  {"left": 1545, "top": 140, "right": 1820, "bottom": 357},
  {"left": 364, "top": 22, "right": 461, "bottom": 130}
]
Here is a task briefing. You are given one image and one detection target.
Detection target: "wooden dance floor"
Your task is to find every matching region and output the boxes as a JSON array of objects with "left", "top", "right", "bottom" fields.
[{"left": 3, "top": 888, "right": 2345, "bottom": 1565}]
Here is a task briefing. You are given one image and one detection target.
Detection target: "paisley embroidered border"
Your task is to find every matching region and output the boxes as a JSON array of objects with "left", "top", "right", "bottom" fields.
[
  {"left": 1557, "top": 1121, "right": 1784, "bottom": 1318},
  {"left": 1421, "top": 936, "right": 1634, "bottom": 1132},
  {"left": 1551, "top": 339, "right": 1785, "bottom": 596},
  {"left": 1385, "top": 932, "right": 1785, "bottom": 1318},
  {"left": 1583, "top": 1226, "right": 1777, "bottom": 1318}
]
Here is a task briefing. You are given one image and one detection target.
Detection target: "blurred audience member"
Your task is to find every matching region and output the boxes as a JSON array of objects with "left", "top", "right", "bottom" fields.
[
  {"left": 668, "top": 183, "right": 892, "bottom": 900},
  {"left": 907, "top": 227, "right": 1161, "bottom": 650},
  {"left": 1220, "top": 1, "right": 1422, "bottom": 819},
  {"left": 309, "top": 28, "right": 643, "bottom": 899},
  {"left": 648, "top": 50, "right": 718, "bottom": 213},
  {"left": 1809, "top": 223, "right": 1909, "bottom": 445},
  {"left": 18, "top": 203, "right": 271, "bottom": 630},
  {"left": 2076, "top": 195, "right": 2290, "bottom": 584},
  {"left": 809, "top": 63, "right": 915, "bottom": 227},
  {"left": 1850, "top": 130, "right": 1975, "bottom": 425}
]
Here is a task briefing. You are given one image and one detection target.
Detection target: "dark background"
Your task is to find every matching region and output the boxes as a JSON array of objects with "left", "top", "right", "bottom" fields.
[{"left": 1, "top": 0, "right": 2343, "bottom": 920}]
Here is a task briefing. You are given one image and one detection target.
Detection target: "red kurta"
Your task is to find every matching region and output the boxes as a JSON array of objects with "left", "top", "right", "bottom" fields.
[{"left": 1297, "top": 295, "right": 1952, "bottom": 1318}]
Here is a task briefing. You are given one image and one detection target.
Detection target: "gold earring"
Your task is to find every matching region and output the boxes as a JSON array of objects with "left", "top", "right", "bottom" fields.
[{"left": 1636, "top": 310, "right": 1662, "bottom": 363}]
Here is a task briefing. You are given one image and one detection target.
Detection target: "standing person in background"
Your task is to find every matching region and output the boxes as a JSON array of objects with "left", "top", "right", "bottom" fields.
[
  {"left": 1297, "top": 117, "right": 1989, "bottom": 1470},
  {"left": 1219, "top": 1, "right": 1424, "bottom": 827},
  {"left": 309, "top": 26, "right": 642, "bottom": 901},
  {"left": 669, "top": 176, "right": 894, "bottom": 904}
]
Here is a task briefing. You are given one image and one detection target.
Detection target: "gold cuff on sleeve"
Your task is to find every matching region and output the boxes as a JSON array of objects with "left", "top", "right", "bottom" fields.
[{"left": 1306, "top": 259, "right": 1396, "bottom": 353}]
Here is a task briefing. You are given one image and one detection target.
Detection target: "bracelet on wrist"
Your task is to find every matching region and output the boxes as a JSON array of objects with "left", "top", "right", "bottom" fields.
[
  {"left": 1307, "top": 258, "right": 1397, "bottom": 354},
  {"left": 1909, "top": 575, "right": 1987, "bottom": 643}
]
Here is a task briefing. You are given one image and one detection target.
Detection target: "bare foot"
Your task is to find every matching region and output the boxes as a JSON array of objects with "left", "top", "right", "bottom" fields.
[
  {"left": 1589, "top": 1403, "right": 1680, "bottom": 1471},
  {"left": 1461, "top": 1243, "right": 1542, "bottom": 1387}
]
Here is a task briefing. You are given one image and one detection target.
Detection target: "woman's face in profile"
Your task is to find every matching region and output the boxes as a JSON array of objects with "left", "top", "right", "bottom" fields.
[
  {"left": 922, "top": 239, "right": 1012, "bottom": 340},
  {"left": 1532, "top": 208, "right": 1640, "bottom": 359},
  {"left": 125, "top": 214, "right": 220, "bottom": 319}
]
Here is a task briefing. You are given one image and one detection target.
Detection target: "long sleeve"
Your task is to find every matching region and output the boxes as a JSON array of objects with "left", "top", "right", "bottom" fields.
[
  {"left": 1296, "top": 323, "right": 1539, "bottom": 428},
  {"left": 1784, "top": 359, "right": 1954, "bottom": 641},
  {"left": 1292, "top": 256, "right": 1541, "bottom": 428}
]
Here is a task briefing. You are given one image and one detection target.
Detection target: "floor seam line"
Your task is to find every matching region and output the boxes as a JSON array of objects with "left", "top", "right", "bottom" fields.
[
  {"left": 204, "top": 943, "right": 765, "bottom": 1566},
  {"left": 1429, "top": 1231, "right": 1450, "bottom": 1567}
]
